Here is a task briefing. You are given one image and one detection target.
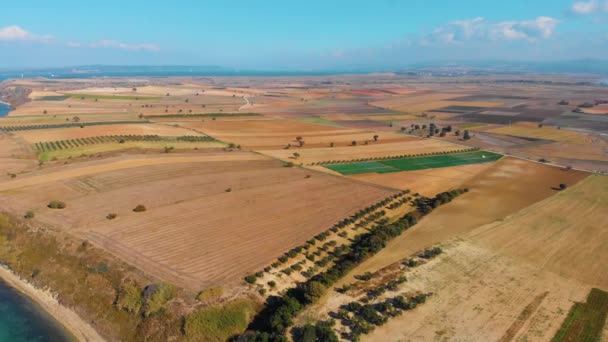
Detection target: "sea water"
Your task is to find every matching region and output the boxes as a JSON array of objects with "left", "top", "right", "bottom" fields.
[
  {"left": 0, "top": 280, "right": 73, "bottom": 342},
  {"left": 0, "top": 102, "right": 10, "bottom": 117}
]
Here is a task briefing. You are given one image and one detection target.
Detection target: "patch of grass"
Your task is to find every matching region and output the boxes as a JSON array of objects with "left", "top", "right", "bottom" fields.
[
  {"left": 143, "top": 283, "right": 175, "bottom": 317},
  {"left": 183, "top": 299, "right": 256, "bottom": 342},
  {"left": 552, "top": 288, "right": 608, "bottom": 342},
  {"left": 297, "top": 117, "right": 343, "bottom": 128},
  {"left": 66, "top": 93, "right": 161, "bottom": 100},
  {"left": 324, "top": 150, "right": 502, "bottom": 175},
  {"left": 116, "top": 282, "right": 143, "bottom": 314},
  {"left": 34, "top": 95, "right": 70, "bottom": 101},
  {"left": 196, "top": 287, "right": 223, "bottom": 303}
]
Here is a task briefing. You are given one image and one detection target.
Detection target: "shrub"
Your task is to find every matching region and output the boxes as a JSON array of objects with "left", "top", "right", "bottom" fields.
[
  {"left": 24, "top": 210, "right": 35, "bottom": 219},
  {"left": 116, "top": 282, "right": 143, "bottom": 314},
  {"left": 183, "top": 299, "right": 255, "bottom": 341},
  {"left": 47, "top": 200, "right": 66, "bottom": 209},
  {"left": 197, "top": 287, "right": 223, "bottom": 302},
  {"left": 133, "top": 204, "right": 146, "bottom": 212},
  {"left": 267, "top": 281, "right": 276, "bottom": 288},
  {"left": 244, "top": 275, "right": 257, "bottom": 284},
  {"left": 143, "top": 282, "right": 175, "bottom": 316},
  {"left": 559, "top": 183, "right": 568, "bottom": 190},
  {"left": 106, "top": 213, "right": 117, "bottom": 220}
]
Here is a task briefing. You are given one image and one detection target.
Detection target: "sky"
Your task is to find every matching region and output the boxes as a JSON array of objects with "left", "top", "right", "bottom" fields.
[{"left": 0, "top": 0, "right": 607, "bottom": 70}]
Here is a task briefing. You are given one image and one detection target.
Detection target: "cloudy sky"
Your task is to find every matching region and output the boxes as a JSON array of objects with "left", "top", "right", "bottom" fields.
[{"left": 0, "top": 0, "right": 607, "bottom": 70}]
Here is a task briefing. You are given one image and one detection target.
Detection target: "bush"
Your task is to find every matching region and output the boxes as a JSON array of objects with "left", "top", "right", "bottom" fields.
[
  {"left": 183, "top": 299, "right": 256, "bottom": 341},
  {"left": 267, "top": 281, "right": 276, "bottom": 288},
  {"left": 143, "top": 282, "right": 175, "bottom": 316},
  {"left": 47, "top": 200, "right": 66, "bottom": 209},
  {"left": 244, "top": 275, "right": 257, "bottom": 284},
  {"left": 197, "top": 287, "right": 223, "bottom": 302},
  {"left": 116, "top": 282, "right": 143, "bottom": 314},
  {"left": 24, "top": 210, "right": 35, "bottom": 219},
  {"left": 559, "top": 183, "right": 568, "bottom": 190},
  {"left": 133, "top": 204, "right": 146, "bottom": 212},
  {"left": 106, "top": 213, "right": 117, "bottom": 220}
]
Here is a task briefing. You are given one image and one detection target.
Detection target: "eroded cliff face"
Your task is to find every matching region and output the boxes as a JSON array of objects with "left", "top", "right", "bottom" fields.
[{"left": 0, "top": 81, "right": 32, "bottom": 107}]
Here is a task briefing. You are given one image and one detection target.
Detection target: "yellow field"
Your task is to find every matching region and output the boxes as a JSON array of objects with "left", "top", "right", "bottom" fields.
[{"left": 468, "top": 175, "right": 608, "bottom": 287}]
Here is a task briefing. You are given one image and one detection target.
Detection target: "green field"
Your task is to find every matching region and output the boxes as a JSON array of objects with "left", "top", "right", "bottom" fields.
[
  {"left": 552, "top": 288, "right": 608, "bottom": 342},
  {"left": 324, "top": 150, "right": 503, "bottom": 175},
  {"left": 66, "top": 93, "right": 161, "bottom": 100}
]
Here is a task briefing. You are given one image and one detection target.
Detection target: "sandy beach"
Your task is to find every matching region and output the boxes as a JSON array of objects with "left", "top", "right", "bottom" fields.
[{"left": 0, "top": 265, "right": 105, "bottom": 342}]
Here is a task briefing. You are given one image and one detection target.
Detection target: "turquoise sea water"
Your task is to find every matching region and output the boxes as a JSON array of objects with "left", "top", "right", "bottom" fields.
[
  {"left": 0, "top": 103, "right": 10, "bottom": 117},
  {"left": 0, "top": 280, "right": 73, "bottom": 342}
]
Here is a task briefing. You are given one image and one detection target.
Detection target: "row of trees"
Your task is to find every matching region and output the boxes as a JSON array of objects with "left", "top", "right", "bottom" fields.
[
  {"left": 243, "top": 189, "right": 466, "bottom": 338},
  {"left": 34, "top": 135, "right": 215, "bottom": 152},
  {"left": 0, "top": 120, "right": 145, "bottom": 132}
]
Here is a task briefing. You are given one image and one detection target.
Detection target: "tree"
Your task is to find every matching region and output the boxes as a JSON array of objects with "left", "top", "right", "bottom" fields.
[
  {"left": 293, "top": 152, "right": 300, "bottom": 159},
  {"left": 302, "top": 281, "right": 326, "bottom": 304},
  {"left": 133, "top": 204, "right": 146, "bottom": 212},
  {"left": 351, "top": 141, "right": 357, "bottom": 146},
  {"left": 463, "top": 130, "right": 471, "bottom": 140},
  {"left": 373, "top": 135, "right": 379, "bottom": 142},
  {"left": 48, "top": 200, "right": 66, "bottom": 209},
  {"left": 24, "top": 210, "right": 35, "bottom": 219},
  {"left": 559, "top": 183, "right": 568, "bottom": 190}
]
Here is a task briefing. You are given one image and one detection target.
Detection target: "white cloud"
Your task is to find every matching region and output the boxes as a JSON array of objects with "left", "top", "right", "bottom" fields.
[
  {"left": 425, "top": 17, "right": 559, "bottom": 44},
  {"left": 89, "top": 40, "right": 160, "bottom": 51},
  {"left": 0, "top": 25, "right": 51, "bottom": 42},
  {"left": 571, "top": 1, "right": 608, "bottom": 14}
]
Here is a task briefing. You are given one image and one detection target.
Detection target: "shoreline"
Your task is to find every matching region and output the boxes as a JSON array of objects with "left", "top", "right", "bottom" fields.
[{"left": 0, "top": 265, "right": 105, "bottom": 342}]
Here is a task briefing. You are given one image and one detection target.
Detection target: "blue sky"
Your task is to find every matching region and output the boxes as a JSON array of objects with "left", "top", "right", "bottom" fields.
[{"left": 1, "top": 0, "right": 607, "bottom": 69}]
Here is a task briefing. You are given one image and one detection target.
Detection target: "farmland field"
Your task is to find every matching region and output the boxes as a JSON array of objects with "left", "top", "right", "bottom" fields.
[
  {"left": 261, "top": 139, "right": 464, "bottom": 164},
  {"left": 1, "top": 74, "right": 607, "bottom": 341},
  {"left": 0, "top": 152, "right": 396, "bottom": 288},
  {"left": 324, "top": 150, "right": 503, "bottom": 175}
]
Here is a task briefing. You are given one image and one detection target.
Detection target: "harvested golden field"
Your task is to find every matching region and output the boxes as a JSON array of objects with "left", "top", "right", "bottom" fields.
[
  {"left": 0, "top": 132, "right": 37, "bottom": 175},
  {"left": 468, "top": 175, "right": 608, "bottom": 287},
  {"left": 9, "top": 99, "right": 130, "bottom": 116},
  {"left": 340, "top": 157, "right": 588, "bottom": 281},
  {"left": 13, "top": 123, "right": 198, "bottom": 143},
  {"left": 363, "top": 240, "right": 590, "bottom": 342},
  {"left": 485, "top": 125, "right": 590, "bottom": 143},
  {"left": 0, "top": 152, "right": 396, "bottom": 288},
  {"left": 262, "top": 139, "right": 464, "bottom": 164},
  {"left": 177, "top": 119, "right": 412, "bottom": 149},
  {"left": 348, "top": 162, "right": 496, "bottom": 196}
]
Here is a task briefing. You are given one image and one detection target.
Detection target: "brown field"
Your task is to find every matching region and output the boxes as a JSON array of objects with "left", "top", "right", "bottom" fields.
[
  {"left": 262, "top": 139, "right": 464, "bottom": 164},
  {"left": 348, "top": 162, "right": 496, "bottom": 196},
  {"left": 369, "top": 92, "right": 503, "bottom": 113},
  {"left": 13, "top": 123, "right": 199, "bottom": 143},
  {"left": 339, "top": 157, "right": 588, "bottom": 281},
  {"left": 485, "top": 124, "right": 591, "bottom": 143},
  {"left": 0, "top": 131, "right": 37, "bottom": 175},
  {"left": 0, "top": 152, "right": 396, "bottom": 288},
  {"left": 176, "top": 119, "right": 414, "bottom": 149}
]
